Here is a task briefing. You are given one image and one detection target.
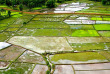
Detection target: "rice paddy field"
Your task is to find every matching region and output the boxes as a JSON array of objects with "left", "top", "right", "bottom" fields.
[{"left": 0, "top": 1, "right": 110, "bottom": 74}]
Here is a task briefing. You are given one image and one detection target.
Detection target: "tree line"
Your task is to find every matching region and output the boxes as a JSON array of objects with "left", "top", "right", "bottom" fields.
[
  {"left": 0, "top": 0, "right": 72, "bottom": 9},
  {"left": 90, "top": 0, "right": 110, "bottom": 5}
]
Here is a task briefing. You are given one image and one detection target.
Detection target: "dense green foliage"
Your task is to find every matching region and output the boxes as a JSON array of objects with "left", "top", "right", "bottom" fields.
[
  {"left": 0, "top": 0, "right": 72, "bottom": 9},
  {"left": 19, "top": 4, "right": 23, "bottom": 11},
  {"left": 90, "top": 0, "right": 110, "bottom": 5},
  {"left": 46, "top": 0, "right": 56, "bottom": 8}
]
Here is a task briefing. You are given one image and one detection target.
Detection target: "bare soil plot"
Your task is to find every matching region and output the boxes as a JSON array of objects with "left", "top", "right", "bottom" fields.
[
  {"left": 54, "top": 65, "right": 74, "bottom": 74},
  {"left": 0, "top": 62, "right": 10, "bottom": 69},
  {"left": 32, "top": 65, "right": 48, "bottom": 74},
  {"left": 73, "top": 63, "right": 110, "bottom": 70},
  {"left": 8, "top": 36, "right": 73, "bottom": 53},
  {"left": 17, "top": 51, "right": 45, "bottom": 64},
  {"left": 0, "top": 45, "right": 26, "bottom": 61},
  {"left": 75, "top": 70, "right": 110, "bottom": 74}
]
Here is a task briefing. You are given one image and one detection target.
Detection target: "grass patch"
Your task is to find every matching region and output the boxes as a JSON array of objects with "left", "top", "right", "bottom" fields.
[
  {"left": 71, "top": 30, "right": 99, "bottom": 37},
  {"left": 98, "top": 31, "right": 110, "bottom": 37},
  {"left": 0, "top": 17, "right": 17, "bottom": 24},
  {"left": 0, "top": 27, "right": 7, "bottom": 32},
  {"left": 0, "top": 63, "right": 34, "bottom": 74},
  {"left": 50, "top": 52, "right": 107, "bottom": 62},
  {"left": 6, "top": 28, "right": 19, "bottom": 32},
  {"left": 70, "top": 25, "right": 94, "bottom": 30},
  {"left": 32, "top": 17, "right": 65, "bottom": 21},
  {"left": 103, "top": 18, "right": 110, "bottom": 21},
  {"left": 99, "top": 51, "right": 110, "bottom": 61},
  {"left": 24, "top": 21, "right": 69, "bottom": 29},
  {"left": 36, "top": 14, "right": 71, "bottom": 18},
  {"left": 91, "top": 17, "right": 102, "bottom": 21},
  {"left": 0, "top": 32, "right": 10, "bottom": 42},
  {"left": 70, "top": 43, "right": 108, "bottom": 51},
  {"left": 94, "top": 24, "right": 110, "bottom": 30},
  {"left": 12, "top": 14, "right": 22, "bottom": 18},
  {"left": 0, "top": 24, "right": 8, "bottom": 27},
  {"left": 16, "top": 28, "right": 72, "bottom": 36},
  {"left": 8, "top": 24, "right": 22, "bottom": 28}
]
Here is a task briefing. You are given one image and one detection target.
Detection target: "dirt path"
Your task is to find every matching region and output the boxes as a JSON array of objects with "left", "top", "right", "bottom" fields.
[{"left": 3, "top": 8, "right": 110, "bottom": 15}]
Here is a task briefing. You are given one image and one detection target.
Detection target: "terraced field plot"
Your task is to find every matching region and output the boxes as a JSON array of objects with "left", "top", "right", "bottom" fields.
[{"left": 0, "top": 9, "right": 110, "bottom": 74}]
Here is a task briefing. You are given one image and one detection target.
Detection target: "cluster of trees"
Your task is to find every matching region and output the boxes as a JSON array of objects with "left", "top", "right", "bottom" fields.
[
  {"left": 0, "top": 0, "right": 72, "bottom": 10},
  {"left": 90, "top": 0, "right": 110, "bottom": 5}
]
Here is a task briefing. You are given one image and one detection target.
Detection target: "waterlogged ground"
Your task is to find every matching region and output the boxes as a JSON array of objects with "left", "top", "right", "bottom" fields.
[{"left": 0, "top": 2, "right": 110, "bottom": 74}]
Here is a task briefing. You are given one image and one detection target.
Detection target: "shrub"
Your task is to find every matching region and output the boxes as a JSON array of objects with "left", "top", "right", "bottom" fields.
[
  {"left": 46, "top": 0, "right": 56, "bottom": 8},
  {"left": 52, "top": 64, "right": 55, "bottom": 69},
  {"left": 19, "top": 4, "right": 23, "bottom": 11},
  {"left": 23, "top": 22, "right": 27, "bottom": 24},
  {"left": 46, "top": 61, "right": 49, "bottom": 65},
  {"left": 46, "top": 70, "right": 50, "bottom": 74},
  {"left": 8, "top": 10, "right": 11, "bottom": 17},
  {"left": 102, "top": 0, "right": 107, "bottom": 5}
]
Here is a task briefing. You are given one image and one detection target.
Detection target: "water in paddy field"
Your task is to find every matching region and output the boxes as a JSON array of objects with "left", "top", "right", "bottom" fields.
[{"left": 43, "top": 2, "right": 90, "bottom": 13}]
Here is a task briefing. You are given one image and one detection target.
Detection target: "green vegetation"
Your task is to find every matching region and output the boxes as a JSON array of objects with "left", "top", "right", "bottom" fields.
[
  {"left": 99, "top": 51, "right": 110, "bottom": 61},
  {"left": 70, "top": 25, "right": 94, "bottom": 30},
  {"left": 0, "top": 0, "right": 72, "bottom": 11},
  {"left": 94, "top": 24, "right": 110, "bottom": 30},
  {"left": 46, "top": 0, "right": 56, "bottom": 8},
  {"left": 70, "top": 43, "right": 109, "bottom": 51},
  {"left": 91, "top": 17, "right": 102, "bottom": 21},
  {"left": 0, "top": 63, "right": 34, "bottom": 74},
  {"left": 19, "top": 4, "right": 23, "bottom": 11},
  {"left": 98, "top": 31, "right": 110, "bottom": 37},
  {"left": 24, "top": 21, "right": 69, "bottom": 28},
  {"left": 71, "top": 30, "right": 99, "bottom": 37},
  {"left": 90, "top": 0, "right": 110, "bottom": 5},
  {"left": 16, "top": 28, "right": 71, "bottom": 36},
  {"left": 50, "top": 52, "right": 107, "bottom": 62}
]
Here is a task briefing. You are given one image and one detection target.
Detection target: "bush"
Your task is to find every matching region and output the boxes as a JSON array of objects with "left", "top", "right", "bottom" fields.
[
  {"left": 23, "top": 22, "right": 27, "bottom": 24},
  {"left": 52, "top": 64, "right": 55, "bottom": 69},
  {"left": 46, "top": 70, "right": 50, "bottom": 74},
  {"left": 19, "top": 4, "right": 23, "bottom": 11},
  {"left": 46, "top": 61, "right": 49, "bottom": 65},
  {"left": 102, "top": 0, "right": 107, "bottom": 5},
  {"left": 8, "top": 10, "right": 11, "bottom": 17},
  {"left": 46, "top": 0, "right": 56, "bottom": 8}
]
